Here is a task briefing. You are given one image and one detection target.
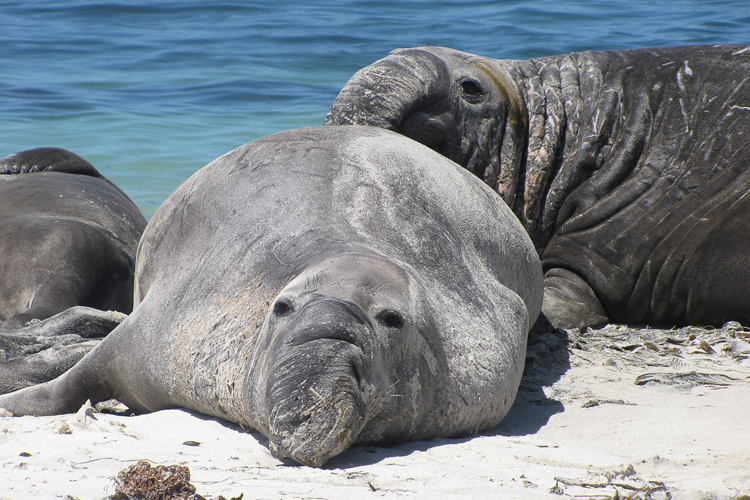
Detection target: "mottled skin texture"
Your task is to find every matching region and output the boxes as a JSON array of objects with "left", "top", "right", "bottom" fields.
[
  {"left": 325, "top": 44, "right": 750, "bottom": 329},
  {"left": 0, "top": 127, "right": 542, "bottom": 467},
  {"left": 0, "top": 148, "right": 146, "bottom": 393}
]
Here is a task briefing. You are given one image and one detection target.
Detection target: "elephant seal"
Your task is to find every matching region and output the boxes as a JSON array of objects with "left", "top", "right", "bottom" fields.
[
  {"left": 0, "top": 126, "right": 542, "bottom": 467},
  {"left": 0, "top": 147, "right": 146, "bottom": 393},
  {"left": 325, "top": 44, "right": 750, "bottom": 329}
]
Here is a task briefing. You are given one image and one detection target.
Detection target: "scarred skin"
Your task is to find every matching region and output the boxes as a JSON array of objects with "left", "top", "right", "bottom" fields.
[
  {"left": 0, "top": 127, "right": 542, "bottom": 468},
  {"left": 0, "top": 148, "right": 146, "bottom": 393},
  {"left": 325, "top": 45, "right": 750, "bottom": 328}
]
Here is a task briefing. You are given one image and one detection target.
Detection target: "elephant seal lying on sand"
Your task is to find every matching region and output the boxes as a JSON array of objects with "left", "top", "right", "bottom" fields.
[
  {"left": 325, "top": 45, "right": 750, "bottom": 329},
  {"left": 0, "top": 148, "right": 146, "bottom": 393},
  {"left": 0, "top": 126, "right": 543, "bottom": 467}
]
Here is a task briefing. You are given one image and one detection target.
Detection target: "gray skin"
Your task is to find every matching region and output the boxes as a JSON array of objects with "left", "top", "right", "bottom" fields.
[
  {"left": 0, "top": 127, "right": 542, "bottom": 467},
  {"left": 325, "top": 45, "right": 750, "bottom": 328},
  {"left": 0, "top": 148, "right": 146, "bottom": 393}
]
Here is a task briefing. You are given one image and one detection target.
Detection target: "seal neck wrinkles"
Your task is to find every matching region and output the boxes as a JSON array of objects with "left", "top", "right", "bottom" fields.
[
  {"left": 499, "top": 54, "right": 617, "bottom": 253},
  {"left": 469, "top": 58, "right": 528, "bottom": 218}
]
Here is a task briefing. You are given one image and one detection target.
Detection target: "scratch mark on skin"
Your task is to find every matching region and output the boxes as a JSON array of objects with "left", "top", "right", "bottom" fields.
[
  {"left": 679, "top": 97, "right": 690, "bottom": 134},
  {"left": 272, "top": 246, "right": 290, "bottom": 265},
  {"left": 676, "top": 63, "right": 693, "bottom": 134},
  {"left": 304, "top": 269, "right": 327, "bottom": 290},
  {"left": 676, "top": 69, "right": 686, "bottom": 93}
]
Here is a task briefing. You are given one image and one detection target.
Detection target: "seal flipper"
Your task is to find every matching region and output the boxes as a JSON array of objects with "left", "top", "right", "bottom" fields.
[
  {"left": 0, "top": 307, "right": 126, "bottom": 395},
  {"left": 0, "top": 359, "right": 105, "bottom": 416},
  {"left": 0, "top": 329, "right": 120, "bottom": 416},
  {"left": 542, "top": 268, "right": 608, "bottom": 329},
  {"left": 0, "top": 147, "right": 101, "bottom": 177},
  {"left": 0, "top": 306, "right": 126, "bottom": 338}
]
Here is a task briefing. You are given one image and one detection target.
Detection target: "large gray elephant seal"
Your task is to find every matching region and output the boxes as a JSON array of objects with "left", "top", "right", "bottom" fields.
[
  {"left": 0, "top": 148, "right": 146, "bottom": 393},
  {"left": 0, "top": 127, "right": 542, "bottom": 467},
  {"left": 325, "top": 45, "right": 750, "bottom": 329}
]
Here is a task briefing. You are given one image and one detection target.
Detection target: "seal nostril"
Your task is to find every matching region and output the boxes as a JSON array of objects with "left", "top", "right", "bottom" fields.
[
  {"left": 377, "top": 309, "right": 404, "bottom": 329},
  {"left": 273, "top": 300, "right": 293, "bottom": 317}
]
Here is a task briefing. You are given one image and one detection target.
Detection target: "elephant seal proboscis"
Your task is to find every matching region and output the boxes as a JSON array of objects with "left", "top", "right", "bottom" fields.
[
  {"left": 0, "top": 127, "right": 542, "bottom": 467},
  {"left": 325, "top": 45, "right": 750, "bottom": 329},
  {"left": 0, "top": 147, "right": 147, "bottom": 393}
]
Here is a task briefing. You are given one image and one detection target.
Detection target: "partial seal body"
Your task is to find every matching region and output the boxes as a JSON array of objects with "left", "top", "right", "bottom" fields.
[
  {"left": 0, "top": 148, "right": 146, "bottom": 393},
  {"left": 0, "top": 127, "right": 542, "bottom": 467},
  {"left": 325, "top": 45, "right": 750, "bottom": 328}
]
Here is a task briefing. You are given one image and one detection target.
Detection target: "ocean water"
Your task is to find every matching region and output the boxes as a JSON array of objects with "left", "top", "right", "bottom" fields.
[{"left": 2, "top": 0, "right": 749, "bottom": 219}]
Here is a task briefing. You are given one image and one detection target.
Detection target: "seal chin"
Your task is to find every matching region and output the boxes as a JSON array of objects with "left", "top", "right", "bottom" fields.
[{"left": 267, "top": 371, "right": 365, "bottom": 467}]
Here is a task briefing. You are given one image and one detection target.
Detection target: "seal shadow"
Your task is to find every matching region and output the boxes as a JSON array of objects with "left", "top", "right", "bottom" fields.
[
  {"left": 490, "top": 314, "right": 569, "bottom": 437},
  {"left": 321, "top": 315, "right": 571, "bottom": 469}
]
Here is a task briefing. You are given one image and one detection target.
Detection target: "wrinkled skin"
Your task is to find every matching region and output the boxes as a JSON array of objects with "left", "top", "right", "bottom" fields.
[
  {"left": 325, "top": 45, "right": 750, "bottom": 328},
  {"left": 0, "top": 148, "right": 146, "bottom": 393},
  {"left": 0, "top": 127, "right": 542, "bottom": 467}
]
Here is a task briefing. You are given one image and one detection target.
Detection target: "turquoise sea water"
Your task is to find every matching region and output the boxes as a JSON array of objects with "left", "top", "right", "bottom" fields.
[{"left": 2, "top": 1, "right": 749, "bottom": 219}]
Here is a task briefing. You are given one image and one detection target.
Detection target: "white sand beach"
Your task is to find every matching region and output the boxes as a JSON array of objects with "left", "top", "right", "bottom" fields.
[{"left": 2, "top": 323, "right": 749, "bottom": 500}]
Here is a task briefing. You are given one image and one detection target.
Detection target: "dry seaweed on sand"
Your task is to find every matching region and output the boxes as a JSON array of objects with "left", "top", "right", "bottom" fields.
[
  {"left": 565, "top": 321, "right": 750, "bottom": 371},
  {"left": 109, "top": 460, "right": 244, "bottom": 500},
  {"left": 549, "top": 463, "right": 671, "bottom": 500},
  {"left": 111, "top": 461, "right": 195, "bottom": 500}
]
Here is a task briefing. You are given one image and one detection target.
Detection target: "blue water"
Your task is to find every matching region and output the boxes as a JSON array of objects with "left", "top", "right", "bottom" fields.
[{"left": 2, "top": 1, "right": 749, "bottom": 218}]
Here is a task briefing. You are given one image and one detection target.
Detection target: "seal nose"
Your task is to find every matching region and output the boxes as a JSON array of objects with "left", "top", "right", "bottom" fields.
[
  {"left": 264, "top": 296, "right": 369, "bottom": 467},
  {"left": 279, "top": 297, "right": 370, "bottom": 348}
]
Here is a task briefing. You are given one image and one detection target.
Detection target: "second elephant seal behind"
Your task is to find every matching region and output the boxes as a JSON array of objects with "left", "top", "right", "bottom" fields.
[
  {"left": 325, "top": 44, "right": 750, "bottom": 329},
  {"left": 0, "top": 126, "right": 542, "bottom": 467},
  {"left": 0, "top": 148, "right": 147, "bottom": 394}
]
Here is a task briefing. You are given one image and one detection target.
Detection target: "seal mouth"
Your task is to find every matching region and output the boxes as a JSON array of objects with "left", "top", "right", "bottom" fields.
[
  {"left": 267, "top": 371, "right": 364, "bottom": 467},
  {"left": 398, "top": 112, "right": 448, "bottom": 149}
]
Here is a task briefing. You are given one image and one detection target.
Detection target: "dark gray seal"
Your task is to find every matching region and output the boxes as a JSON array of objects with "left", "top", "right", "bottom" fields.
[
  {"left": 0, "top": 127, "right": 542, "bottom": 467},
  {"left": 0, "top": 147, "right": 147, "bottom": 393},
  {"left": 324, "top": 45, "right": 750, "bottom": 328}
]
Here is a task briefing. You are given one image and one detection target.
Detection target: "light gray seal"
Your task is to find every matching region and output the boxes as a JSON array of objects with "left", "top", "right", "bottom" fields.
[
  {"left": 0, "top": 148, "right": 146, "bottom": 394},
  {"left": 0, "top": 127, "right": 542, "bottom": 467},
  {"left": 325, "top": 44, "right": 750, "bottom": 328}
]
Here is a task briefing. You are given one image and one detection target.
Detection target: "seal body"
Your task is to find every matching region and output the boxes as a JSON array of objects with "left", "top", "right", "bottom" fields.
[
  {"left": 0, "top": 148, "right": 146, "bottom": 393},
  {"left": 325, "top": 45, "right": 750, "bottom": 328},
  {"left": 0, "top": 127, "right": 542, "bottom": 467}
]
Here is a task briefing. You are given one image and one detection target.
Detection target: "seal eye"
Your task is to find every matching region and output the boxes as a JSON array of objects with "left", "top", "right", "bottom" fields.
[
  {"left": 273, "top": 300, "right": 293, "bottom": 317},
  {"left": 377, "top": 310, "right": 404, "bottom": 329},
  {"left": 459, "top": 79, "right": 484, "bottom": 103}
]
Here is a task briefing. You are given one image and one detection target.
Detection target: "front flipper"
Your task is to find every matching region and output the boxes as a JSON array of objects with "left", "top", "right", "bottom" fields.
[
  {"left": 0, "top": 363, "right": 100, "bottom": 416},
  {"left": 0, "top": 147, "right": 101, "bottom": 177},
  {"left": 542, "top": 268, "right": 608, "bottom": 329},
  {"left": 0, "top": 306, "right": 126, "bottom": 394}
]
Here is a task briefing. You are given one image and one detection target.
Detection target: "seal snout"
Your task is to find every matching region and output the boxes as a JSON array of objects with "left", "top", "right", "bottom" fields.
[{"left": 263, "top": 295, "right": 372, "bottom": 466}]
